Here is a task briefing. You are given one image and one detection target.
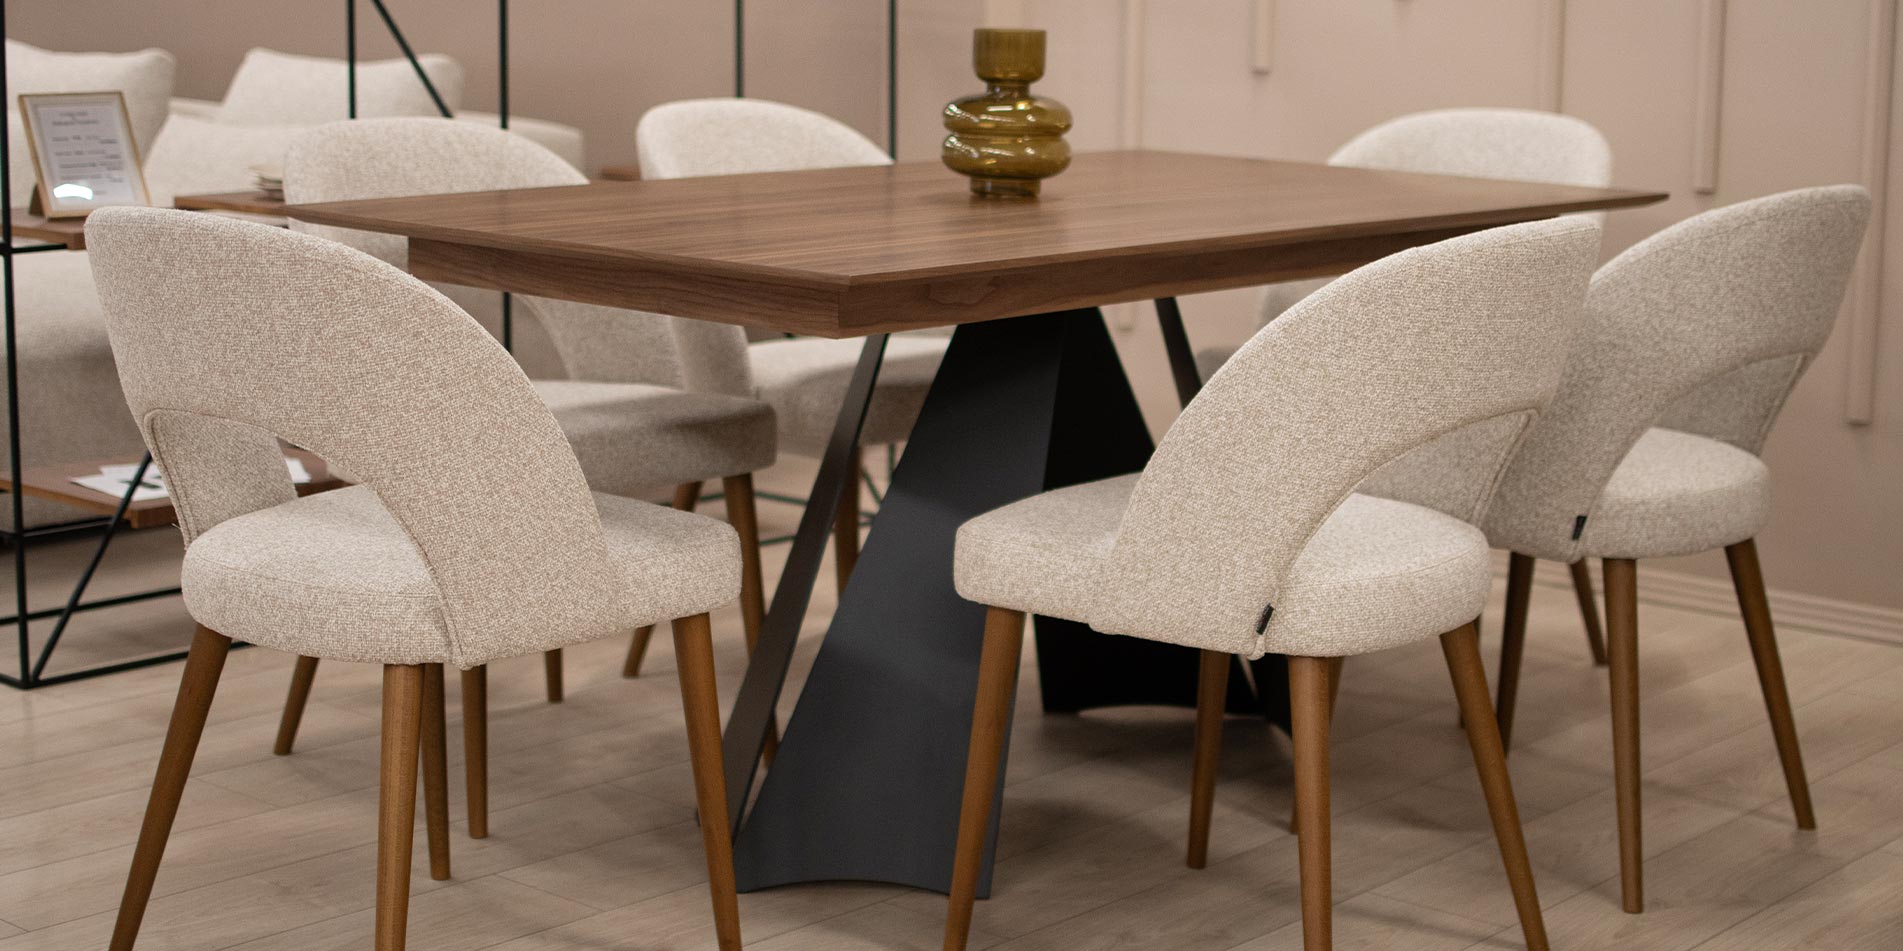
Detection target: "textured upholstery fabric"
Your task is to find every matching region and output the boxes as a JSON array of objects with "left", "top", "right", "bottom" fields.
[
  {"left": 168, "top": 98, "right": 584, "bottom": 172},
  {"left": 1486, "top": 187, "right": 1870, "bottom": 563},
  {"left": 282, "top": 118, "right": 774, "bottom": 486},
  {"left": 637, "top": 98, "right": 947, "bottom": 455},
  {"left": 218, "top": 49, "right": 464, "bottom": 125},
  {"left": 636, "top": 98, "right": 893, "bottom": 179},
  {"left": 183, "top": 486, "right": 739, "bottom": 666},
  {"left": 534, "top": 380, "right": 776, "bottom": 496},
  {"left": 5, "top": 40, "right": 176, "bottom": 202},
  {"left": 140, "top": 114, "right": 305, "bottom": 206},
  {"left": 956, "top": 218, "right": 1600, "bottom": 657},
  {"left": 748, "top": 335, "right": 947, "bottom": 455},
  {"left": 84, "top": 208, "right": 740, "bottom": 667},
  {"left": 1228, "top": 109, "right": 1615, "bottom": 350},
  {"left": 0, "top": 251, "right": 149, "bottom": 528},
  {"left": 1579, "top": 428, "right": 1770, "bottom": 559},
  {"left": 957, "top": 478, "right": 1491, "bottom": 657}
]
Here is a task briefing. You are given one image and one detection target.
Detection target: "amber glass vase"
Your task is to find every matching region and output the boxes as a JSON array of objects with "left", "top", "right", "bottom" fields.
[{"left": 941, "top": 28, "right": 1073, "bottom": 198}]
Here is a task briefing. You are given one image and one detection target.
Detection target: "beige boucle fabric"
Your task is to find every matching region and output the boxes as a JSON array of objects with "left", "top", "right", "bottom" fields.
[
  {"left": 533, "top": 380, "right": 775, "bottom": 496},
  {"left": 5, "top": 40, "right": 176, "bottom": 201},
  {"left": 217, "top": 49, "right": 464, "bottom": 126},
  {"left": 283, "top": 118, "right": 776, "bottom": 487},
  {"left": 83, "top": 208, "right": 740, "bottom": 667},
  {"left": 1193, "top": 108, "right": 1614, "bottom": 375},
  {"left": 957, "top": 478, "right": 1492, "bottom": 658},
  {"left": 183, "top": 486, "right": 738, "bottom": 666},
  {"left": 1485, "top": 186, "right": 1870, "bottom": 563},
  {"left": 957, "top": 218, "right": 1600, "bottom": 658},
  {"left": 636, "top": 98, "right": 949, "bottom": 457},
  {"left": 1579, "top": 427, "right": 1770, "bottom": 559}
]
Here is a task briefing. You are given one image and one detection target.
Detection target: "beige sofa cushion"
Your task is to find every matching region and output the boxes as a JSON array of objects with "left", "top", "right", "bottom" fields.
[
  {"left": 5, "top": 40, "right": 176, "bottom": 205},
  {"left": 217, "top": 48, "right": 463, "bottom": 125}
]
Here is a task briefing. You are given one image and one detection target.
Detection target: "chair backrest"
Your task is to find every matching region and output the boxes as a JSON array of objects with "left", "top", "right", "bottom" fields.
[
  {"left": 636, "top": 98, "right": 892, "bottom": 179},
  {"left": 1484, "top": 186, "right": 1870, "bottom": 562},
  {"left": 1094, "top": 217, "right": 1601, "bottom": 656},
  {"left": 84, "top": 207, "right": 631, "bottom": 666},
  {"left": 1258, "top": 108, "right": 1613, "bottom": 325},
  {"left": 283, "top": 117, "right": 749, "bottom": 394}
]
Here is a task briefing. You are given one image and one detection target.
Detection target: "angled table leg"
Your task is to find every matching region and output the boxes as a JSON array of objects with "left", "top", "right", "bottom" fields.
[{"left": 727, "top": 309, "right": 1249, "bottom": 895}]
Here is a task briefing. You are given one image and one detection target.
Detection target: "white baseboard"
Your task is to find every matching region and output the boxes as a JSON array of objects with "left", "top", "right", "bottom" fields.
[{"left": 1495, "top": 554, "right": 1903, "bottom": 648}]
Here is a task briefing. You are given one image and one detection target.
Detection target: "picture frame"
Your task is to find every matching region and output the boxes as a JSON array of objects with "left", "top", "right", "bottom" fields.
[{"left": 17, "top": 90, "right": 150, "bottom": 219}]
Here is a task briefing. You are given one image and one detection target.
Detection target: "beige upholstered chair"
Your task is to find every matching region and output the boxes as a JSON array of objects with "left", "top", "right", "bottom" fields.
[
  {"left": 86, "top": 207, "right": 742, "bottom": 951},
  {"left": 1195, "top": 107, "right": 1618, "bottom": 660},
  {"left": 272, "top": 118, "right": 776, "bottom": 737},
  {"left": 635, "top": 97, "right": 950, "bottom": 607},
  {"left": 1481, "top": 186, "right": 1870, "bottom": 915},
  {"left": 944, "top": 217, "right": 1604, "bottom": 951}
]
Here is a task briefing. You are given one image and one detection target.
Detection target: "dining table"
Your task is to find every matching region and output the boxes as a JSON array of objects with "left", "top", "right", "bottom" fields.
[{"left": 283, "top": 149, "right": 1666, "bottom": 898}]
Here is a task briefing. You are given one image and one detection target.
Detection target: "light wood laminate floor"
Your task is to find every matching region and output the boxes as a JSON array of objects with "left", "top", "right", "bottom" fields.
[{"left": 1, "top": 459, "right": 1899, "bottom": 950}]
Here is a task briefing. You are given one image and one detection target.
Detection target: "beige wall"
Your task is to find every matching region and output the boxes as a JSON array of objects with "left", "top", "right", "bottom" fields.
[{"left": 15, "top": 1, "right": 1902, "bottom": 611}]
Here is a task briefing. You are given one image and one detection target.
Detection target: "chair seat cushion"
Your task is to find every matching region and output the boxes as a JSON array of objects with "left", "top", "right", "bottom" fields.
[
  {"left": 1579, "top": 427, "right": 1770, "bottom": 559},
  {"left": 955, "top": 475, "right": 1492, "bottom": 658},
  {"left": 749, "top": 334, "right": 946, "bottom": 456},
  {"left": 183, "top": 485, "right": 739, "bottom": 667},
  {"left": 533, "top": 379, "right": 776, "bottom": 495}
]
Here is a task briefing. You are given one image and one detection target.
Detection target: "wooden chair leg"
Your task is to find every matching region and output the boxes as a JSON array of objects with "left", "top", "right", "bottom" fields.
[
  {"left": 272, "top": 655, "right": 320, "bottom": 755},
  {"left": 420, "top": 663, "right": 450, "bottom": 881},
  {"left": 1289, "top": 657, "right": 1343, "bottom": 834},
  {"left": 1725, "top": 539, "right": 1815, "bottom": 829},
  {"left": 460, "top": 666, "right": 489, "bottom": 839},
  {"left": 671, "top": 612, "right": 742, "bottom": 951},
  {"left": 623, "top": 482, "right": 704, "bottom": 678},
  {"left": 376, "top": 664, "right": 425, "bottom": 951},
  {"left": 1495, "top": 553, "right": 1535, "bottom": 751},
  {"left": 1289, "top": 655, "right": 1334, "bottom": 951},
  {"left": 834, "top": 445, "right": 863, "bottom": 597},
  {"left": 542, "top": 648, "right": 564, "bottom": 703},
  {"left": 1570, "top": 560, "right": 1609, "bottom": 666},
  {"left": 944, "top": 606, "right": 1026, "bottom": 951},
  {"left": 1187, "top": 649, "right": 1229, "bottom": 869},
  {"left": 109, "top": 625, "right": 232, "bottom": 951},
  {"left": 1604, "top": 557, "right": 1643, "bottom": 914},
  {"left": 722, "top": 473, "right": 781, "bottom": 765},
  {"left": 1442, "top": 622, "right": 1550, "bottom": 951}
]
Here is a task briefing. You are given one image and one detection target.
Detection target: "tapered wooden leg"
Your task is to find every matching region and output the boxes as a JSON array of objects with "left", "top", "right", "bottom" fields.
[
  {"left": 834, "top": 445, "right": 863, "bottom": 596},
  {"left": 1443, "top": 622, "right": 1549, "bottom": 950},
  {"left": 944, "top": 607, "right": 1026, "bottom": 951},
  {"left": 420, "top": 663, "right": 450, "bottom": 881},
  {"left": 376, "top": 665, "right": 425, "bottom": 951},
  {"left": 623, "top": 482, "right": 705, "bottom": 678},
  {"left": 722, "top": 473, "right": 780, "bottom": 765},
  {"left": 1289, "top": 655, "right": 1334, "bottom": 951},
  {"left": 109, "top": 626, "right": 232, "bottom": 951},
  {"left": 1187, "top": 649, "right": 1229, "bottom": 869},
  {"left": 1604, "top": 557, "right": 1643, "bottom": 913},
  {"left": 542, "top": 648, "right": 564, "bottom": 703},
  {"left": 460, "top": 666, "right": 489, "bottom": 839},
  {"left": 1725, "top": 539, "right": 1815, "bottom": 829},
  {"left": 671, "top": 613, "right": 742, "bottom": 951},
  {"left": 1289, "top": 657, "right": 1343, "bottom": 834},
  {"left": 1570, "top": 560, "right": 1609, "bottom": 666},
  {"left": 1495, "top": 553, "right": 1536, "bottom": 751},
  {"left": 272, "top": 655, "right": 320, "bottom": 755}
]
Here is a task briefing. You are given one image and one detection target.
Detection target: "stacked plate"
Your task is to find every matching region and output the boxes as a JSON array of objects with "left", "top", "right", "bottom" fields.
[{"left": 250, "top": 163, "right": 284, "bottom": 200}]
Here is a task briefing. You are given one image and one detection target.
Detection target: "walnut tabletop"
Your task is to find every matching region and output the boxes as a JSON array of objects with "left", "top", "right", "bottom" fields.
[{"left": 283, "top": 150, "right": 1664, "bottom": 337}]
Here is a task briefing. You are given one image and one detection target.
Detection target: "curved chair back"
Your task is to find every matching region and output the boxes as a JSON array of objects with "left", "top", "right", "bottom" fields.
[
  {"left": 283, "top": 117, "right": 750, "bottom": 395},
  {"left": 85, "top": 207, "right": 630, "bottom": 666},
  {"left": 1484, "top": 186, "right": 1870, "bottom": 562},
  {"left": 1259, "top": 108, "right": 1612, "bottom": 325},
  {"left": 1096, "top": 218, "right": 1602, "bottom": 656},
  {"left": 636, "top": 98, "right": 892, "bottom": 179}
]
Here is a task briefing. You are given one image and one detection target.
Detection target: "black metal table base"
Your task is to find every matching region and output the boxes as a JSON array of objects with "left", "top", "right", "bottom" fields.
[{"left": 723, "top": 309, "right": 1264, "bottom": 896}]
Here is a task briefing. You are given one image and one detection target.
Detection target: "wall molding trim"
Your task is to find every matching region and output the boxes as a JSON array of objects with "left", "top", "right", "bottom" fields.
[
  {"left": 1845, "top": 0, "right": 1898, "bottom": 425},
  {"left": 1692, "top": 0, "right": 1727, "bottom": 194},
  {"left": 1537, "top": 0, "right": 1566, "bottom": 112},
  {"left": 1252, "top": 0, "right": 1276, "bottom": 75},
  {"left": 1498, "top": 553, "right": 1903, "bottom": 648}
]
